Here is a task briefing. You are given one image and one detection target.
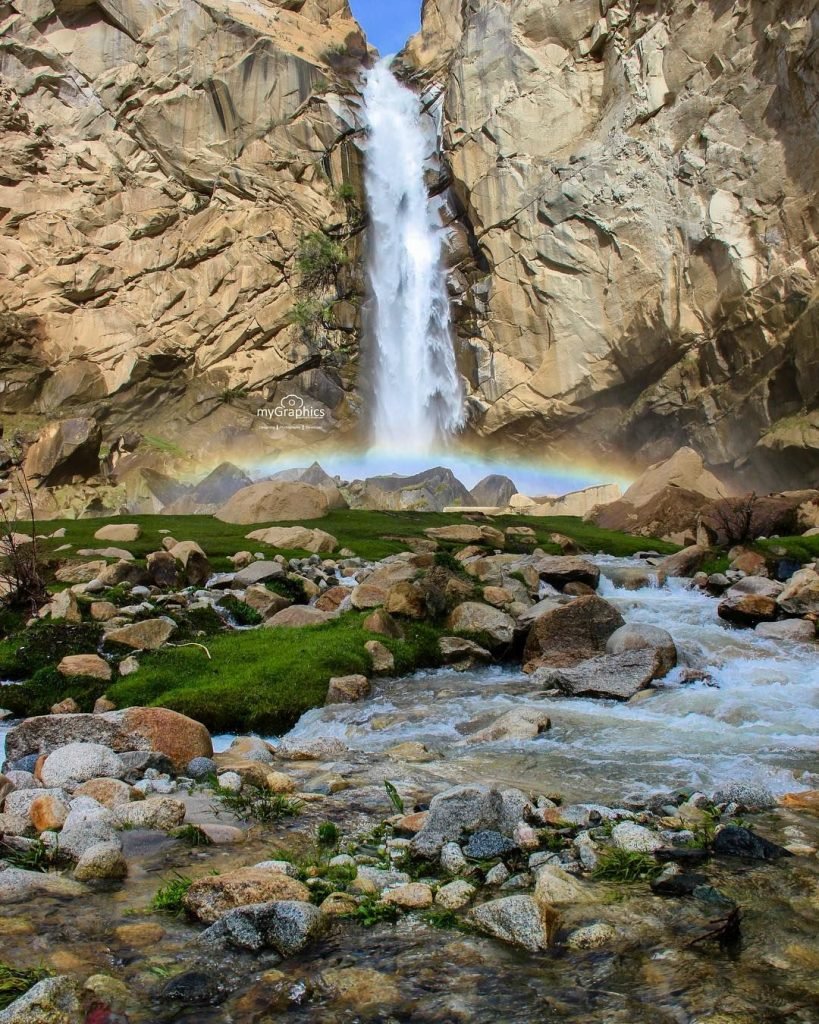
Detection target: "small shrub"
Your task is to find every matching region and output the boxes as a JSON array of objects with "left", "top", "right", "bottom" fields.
[
  {"left": 218, "top": 594, "right": 262, "bottom": 627},
  {"left": 266, "top": 576, "right": 308, "bottom": 605},
  {"left": 0, "top": 963, "right": 52, "bottom": 1011},
  {"left": 335, "top": 182, "right": 356, "bottom": 204},
  {"left": 214, "top": 784, "right": 303, "bottom": 824},
  {"left": 592, "top": 848, "right": 662, "bottom": 883},
  {"left": 344, "top": 895, "right": 400, "bottom": 928},
  {"left": 296, "top": 231, "right": 348, "bottom": 289},
  {"left": 149, "top": 874, "right": 193, "bottom": 915},
  {"left": 317, "top": 821, "right": 340, "bottom": 847}
]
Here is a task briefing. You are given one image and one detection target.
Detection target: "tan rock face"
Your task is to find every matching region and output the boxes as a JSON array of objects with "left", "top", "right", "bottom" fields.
[
  {"left": 0, "top": 0, "right": 367, "bottom": 468},
  {"left": 405, "top": 0, "right": 819, "bottom": 489},
  {"left": 183, "top": 867, "right": 311, "bottom": 924},
  {"left": 216, "top": 483, "right": 331, "bottom": 524}
]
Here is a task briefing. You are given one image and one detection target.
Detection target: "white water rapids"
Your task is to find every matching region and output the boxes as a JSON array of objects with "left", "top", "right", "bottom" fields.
[
  {"left": 284, "top": 558, "right": 819, "bottom": 803},
  {"left": 362, "top": 60, "right": 464, "bottom": 453}
]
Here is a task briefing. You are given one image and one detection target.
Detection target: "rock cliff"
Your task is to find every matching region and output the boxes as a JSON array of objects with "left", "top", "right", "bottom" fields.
[
  {"left": 404, "top": 0, "right": 819, "bottom": 489},
  {"left": 0, "top": 0, "right": 368, "bottom": 469}
]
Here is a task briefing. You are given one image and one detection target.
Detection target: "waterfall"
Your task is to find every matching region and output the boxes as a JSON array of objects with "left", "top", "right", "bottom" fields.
[{"left": 362, "top": 59, "right": 465, "bottom": 454}]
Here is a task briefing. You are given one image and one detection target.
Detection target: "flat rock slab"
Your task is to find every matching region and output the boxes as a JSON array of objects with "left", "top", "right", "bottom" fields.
[{"left": 533, "top": 649, "right": 664, "bottom": 700}]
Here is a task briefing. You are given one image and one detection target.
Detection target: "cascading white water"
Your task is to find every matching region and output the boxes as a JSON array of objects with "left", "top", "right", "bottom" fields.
[{"left": 362, "top": 60, "right": 465, "bottom": 453}]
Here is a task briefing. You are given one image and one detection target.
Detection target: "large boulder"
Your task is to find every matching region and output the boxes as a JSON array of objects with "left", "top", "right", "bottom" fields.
[
  {"left": 523, "top": 595, "right": 624, "bottom": 671},
  {"left": 718, "top": 594, "right": 779, "bottom": 627},
  {"left": 233, "top": 560, "right": 286, "bottom": 586},
  {"left": 264, "top": 606, "right": 335, "bottom": 628},
  {"left": 40, "top": 743, "right": 125, "bottom": 790},
  {"left": 445, "top": 602, "right": 516, "bottom": 649},
  {"left": 464, "top": 706, "right": 551, "bottom": 744},
  {"left": 183, "top": 867, "right": 310, "bottom": 924},
  {"left": 411, "top": 784, "right": 528, "bottom": 857},
  {"left": 94, "top": 523, "right": 141, "bottom": 542},
  {"left": 425, "top": 524, "right": 505, "bottom": 547},
  {"left": 656, "top": 545, "right": 708, "bottom": 578},
  {"left": 108, "top": 707, "right": 212, "bottom": 771},
  {"left": 167, "top": 541, "right": 211, "bottom": 586},
  {"left": 105, "top": 618, "right": 176, "bottom": 650},
  {"left": 56, "top": 654, "right": 112, "bottom": 681},
  {"left": 777, "top": 568, "right": 819, "bottom": 616},
  {"left": 606, "top": 624, "right": 677, "bottom": 675},
  {"left": 533, "top": 556, "right": 600, "bottom": 591},
  {"left": 215, "top": 482, "right": 329, "bottom": 524},
  {"left": 22, "top": 418, "right": 102, "bottom": 486},
  {"left": 200, "top": 900, "right": 325, "bottom": 956},
  {"left": 532, "top": 649, "right": 667, "bottom": 700}
]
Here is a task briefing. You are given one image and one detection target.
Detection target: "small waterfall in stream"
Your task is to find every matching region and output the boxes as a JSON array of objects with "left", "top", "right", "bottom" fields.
[{"left": 362, "top": 59, "right": 465, "bottom": 453}]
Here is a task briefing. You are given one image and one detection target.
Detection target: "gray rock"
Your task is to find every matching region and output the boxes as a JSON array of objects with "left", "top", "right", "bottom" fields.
[
  {"left": 73, "top": 841, "right": 128, "bottom": 881},
  {"left": 233, "top": 560, "right": 286, "bottom": 586},
  {"left": 200, "top": 899, "right": 325, "bottom": 956},
  {"left": 114, "top": 796, "right": 186, "bottom": 831},
  {"left": 470, "top": 895, "right": 555, "bottom": 952},
  {"left": 710, "top": 782, "right": 777, "bottom": 811},
  {"left": 435, "top": 879, "right": 475, "bottom": 910},
  {"left": 606, "top": 624, "right": 677, "bottom": 675},
  {"left": 463, "top": 830, "right": 517, "bottom": 860},
  {"left": 40, "top": 743, "right": 125, "bottom": 790},
  {"left": 484, "top": 862, "right": 510, "bottom": 886},
  {"left": 57, "top": 801, "right": 119, "bottom": 860},
  {"left": 0, "top": 975, "right": 82, "bottom": 1023},
  {"left": 610, "top": 821, "right": 665, "bottom": 853},
  {"left": 9, "top": 755, "right": 39, "bottom": 774},
  {"left": 566, "top": 922, "right": 617, "bottom": 950},
  {"left": 533, "top": 649, "right": 666, "bottom": 700},
  {"left": 754, "top": 619, "right": 815, "bottom": 642},
  {"left": 440, "top": 842, "right": 467, "bottom": 875},
  {"left": 354, "top": 866, "right": 410, "bottom": 894},
  {"left": 411, "top": 785, "right": 505, "bottom": 858},
  {"left": 186, "top": 756, "right": 218, "bottom": 779},
  {"left": 0, "top": 866, "right": 85, "bottom": 904}
]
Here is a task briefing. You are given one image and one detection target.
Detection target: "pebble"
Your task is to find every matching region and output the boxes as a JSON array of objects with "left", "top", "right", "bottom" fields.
[
  {"left": 435, "top": 880, "right": 476, "bottom": 910},
  {"left": 611, "top": 821, "right": 665, "bottom": 853},
  {"left": 217, "top": 771, "right": 243, "bottom": 793},
  {"left": 566, "top": 923, "right": 617, "bottom": 950},
  {"left": 463, "top": 830, "right": 517, "bottom": 859},
  {"left": 485, "top": 862, "right": 510, "bottom": 886},
  {"left": 440, "top": 842, "right": 467, "bottom": 875}
]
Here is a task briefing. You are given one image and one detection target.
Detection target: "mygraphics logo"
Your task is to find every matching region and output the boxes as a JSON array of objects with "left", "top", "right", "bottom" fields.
[{"left": 257, "top": 394, "right": 327, "bottom": 430}]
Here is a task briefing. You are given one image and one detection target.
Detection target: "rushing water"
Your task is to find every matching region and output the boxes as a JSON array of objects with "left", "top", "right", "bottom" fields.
[
  {"left": 285, "top": 558, "right": 819, "bottom": 803},
  {"left": 362, "top": 59, "right": 464, "bottom": 452}
]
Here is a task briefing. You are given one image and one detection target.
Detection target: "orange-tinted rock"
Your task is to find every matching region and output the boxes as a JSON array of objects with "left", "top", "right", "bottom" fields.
[
  {"left": 109, "top": 707, "right": 212, "bottom": 770},
  {"left": 780, "top": 791, "right": 819, "bottom": 815},
  {"left": 30, "top": 793, "right": 70, "bottom": 831}
]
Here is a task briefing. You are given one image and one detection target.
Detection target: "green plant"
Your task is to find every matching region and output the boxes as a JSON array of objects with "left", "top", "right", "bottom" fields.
[
  {"left": 592, "top": 848, "right": 662, "bottom": 884},
  {"left": 266, "top": 576, "right": 309, "bottom": 605},
  {"left": 0, "top": 963, "right": 52, "bottom": 1010},
  {"left": 171, "top": 825, "right": 212, "bottom": 848},
  {"left": 213, "top": 784, "right": 303, "bottom": 824},
  {"left": 335, "top": 182, "right": 356, "bottom": 204},
  {"left": 0, "top": 839, "right": 53, "bottom": 873},
  {"left": 149, "top": 874, "right": 193, "bottom": 916},
  {"left": 384, "top": 780, "right": 404, "bottom": 815},
  {"left": 218, "top": 594, "right": 262, "bottom": 627},
  {"left": 296, "top": 231, "right": 348, "bottom": 289},
  {"left": 421, "top": 909, "right": 470, "bottom": 932},
  {"left": 344, "top": 895, "right": 400, "bottom": 928},
  {"left": 317, "top": 821, "right": 340, "bottom": 847},
  {"left": 288, "top": 298, "right": 335, "bottom": 338}
]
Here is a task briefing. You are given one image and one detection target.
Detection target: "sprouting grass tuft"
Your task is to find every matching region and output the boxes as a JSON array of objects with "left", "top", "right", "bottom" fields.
[
  {"left": 171, "top": 825, "right": 212, "bottom": 848},
  {"left": 149, "top": 874, "right": 193, "bottom": 916},
  {"left": 213, "top": 784, "right": 303, "bottom": 824},
  {"left": 591, "top": 848, "right": 662, "bottom": 883},
  {"left": 343, "top": 895, "right": 401, "bottom": 928},
  {"left": 0, "top": 963, "right": 52, "bottom": 1010}
]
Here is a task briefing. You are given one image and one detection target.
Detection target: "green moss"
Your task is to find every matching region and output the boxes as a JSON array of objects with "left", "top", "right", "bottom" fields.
[
  {"left": 218, "top": 594, "right": 262, "bottom": 627},
  {"left": 1, "top": 667, "right": 109, "bottom": 718}
]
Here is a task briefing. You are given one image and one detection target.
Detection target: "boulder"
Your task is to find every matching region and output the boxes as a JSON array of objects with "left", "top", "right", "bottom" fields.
[
  {"left": 606, "top": 624, "right": 677, "bottom": 675},
  {"left": 718, "top": 594, "right": 779, "bottom": 627},
  {"left": 438, "top": 635, "right": 493, "bottom": 668},
  {"left": 533, "top": 864, "right": 595, "bottom": 907},
  {"left": 435, "top": 879, "right": 476, "bottom": 910},
  {"left": 352, "top": 583, "right": 387, "bottom": 609},
  {"left": 523, "top": 595, "right": 624, "bottom": 671},
  {"left": 725, "top": 576, "right": 784, "bottom": 600},
  {"left": 0, "top": 866, "right": 85, "bottom": 904},
  {"left": 167, "top": 541, "right": 211, "bottom": 586},
  {"left": 41, "top": 590, "right": 81, "bottom": 623},
  {"left": 777, "top": 568, "right": 819, "bottom": 616},
  {"left": 264, "top": 606, "right": 335, "bottom": 628},
  {"left": 29, "top": 793, "right": 70, "bottom": 832},
  {"left": 533, "top": 556, "right": 600, "bottom": 590},
  {"left": 183, "top": 867, "right": 310, "bottom": 924},
  {"left": 200, "top": 900, "right": 325, "bottom": 956},
  {"left": 755, "top": 619, "right": 815, "bottom": 641},
  {"left": 381, "top": 882, "right": 434, "bottom": 909},
  {"left": 105, "top": 618, "right": 176, "bottom": 650},
  {"left": 215, "top": 482, "right": 329, "bottom": 524},
  {"left": 411, "top": 784, "right": 518, "bottom": 857},
  {"left": 241, "top": 584, "right": 291, "bottom": 618},
  {"left": 23, "top": 417, "right": 101, "bottom": 486},
  {"left": 589, "top": 486, "right": 709, "bottom": 544},
  {"left": 384, "top": 581, "right": 426, "bottom": 619},
  {"left": 108, "top": 707, "right": 212, "bottom": 771},
  {"left": 114, "top": 796, "right": 186, "bottom": 831},
  {"left": 533, "top": 649, "right": 667, "bottom": 700},
  {"left": 96, "top": 560, "right": 151, "bottom": 588},
  {"left": 445, "top": 602, "right": 516, "bottom": 649},
  {"left": 232, "top": 560, "right": 285, "bottom": 586},
  {"left": 50, "top": 698, "right": 80, "bottom": 715},
  {"left": 611, "top": 821, "right": 665, "bottom": 852},
  {"left": 326, "top": 674, "right": 371, "bottom": 704},
  {"left": 54, "top": 561, "right": 108, "bottom": 585},
  {"left": 56, "top": 654, "right": 112, "bottom": 682},
  {"left": 365, "top": 640, "right": 395, "bottom": 674},
  {"left": 470, "top": 895, "right": 558, "bottom": 952},
  {"left": 656, "top": 545, "right": 708, "bottom": 578},
  {"left": 363, "top": 609, "right": 404, "bottom": 637},
  {"left": 246, "top": 526, "right": 338, "bottom": 553},
  {"left": 73, "top": 777, "right": 134, "bottom": 807},
  {"left": 41, "top": 743, "right": 125, "bottom": 790},
  {"left": 58, "top": 801, "right": 119, "bottom": 859},
  {"left": 0, "top": 974, "right": 82, "bottom": 1022},
  {"left": 74, "top": 841, "right": 128, "bottom": 881},
  {"left": 465, "top": 706, "right": 551, "bottom": 744},
  {"left": 94, "top": 524, "right": 141, "bottom": 543},
  {"left": 146, "top": 550, "right": 180, "bottom": 588},
  {"left": 425, "top": 524, "right": 505, "bottom": 547}
]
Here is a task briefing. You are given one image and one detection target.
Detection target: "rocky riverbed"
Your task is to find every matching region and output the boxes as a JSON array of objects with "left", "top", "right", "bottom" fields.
[{"left": 1, "top": 524, "right": 819, "bottom": 1021}]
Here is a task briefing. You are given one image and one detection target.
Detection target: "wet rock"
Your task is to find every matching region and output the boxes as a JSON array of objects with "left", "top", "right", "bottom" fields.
[
  {"left": 606, "top": 624, "right": 677, "bottom": 674},
  {"left": 438, "top": 635, "right": 493, "bottom": 668},
  {"left": 326, "top": 674, "right": 371, "bottom": 704},
  {"left": 754, "top": 619, "right": 816, "bottom": 641},
  {"left": 197, "top": 824, "right": 245, "bottom": 845},
  {"left": 445, "top": 602, "right": 515, "bottom": 649},
  {"left": 411, "top": 785, "right": 506, "bottom": 857},
  {"left": 725, "top": 576, "right": 784, "bottom": 600},
  {"left": 163, "top": 971, "right": 227, "bottom": 1005},
  {"left": 382, "top": 882, "right": 433, "bottom": 909},
  {"left": 712, "top": 825, "right": 793, "bottom": 861},
  {"left": 718, "top": 594, "right": 779, "bottom": 627},
  {"left": 533, "top": 864, "right": 594, "bottom": 906},
  {"left": 0, "top": 974, "right": 82, "bottom": 1023},
  {"left": 0, "top": 866, "right": 85, "bottom": 904},
  {"left": 114, "top": 796, "right": 185, "bottom": 832},
  {"left": 225, "top": 736, "right": 276, "bottom": 763},
  {"left": 74, "top": 841, "right": 128, "bottom": 881},
  {"left": 277, "top": 736, "right": 349, "bottom": 760},
  {"left": 711, "top": 783, "right": 776, "bottom": 811},
  {"left": 465, "top": 706, "right": 551, "bottom": 744},
  {"left": 184, "top": 867, "right": 310, "bottom": 924},
  {"left": 385, "top": 741, "right": 435, "bottom": 762},
  {"left": 533, "top": 556, "right": 600, "bottom": 590},
  {"left": 611, "top": 821, "right": 665, "bottom": 853},
  {"left": 471, "top": 895, "right": 558, "bottom": 952},
  {"left": 523, "top": 595, "right": 625, "bottom": 671},
  {"left": 534, "top": 649, "right": 666, "bottom": 700},
  {"left": 320, "top": 966, "right": 400, "bottom": 1011},
  {"left": 565, "top": 923, "right": 617, "bottom": 950},
  {"left": 651, "top": 864, "right": 708, "bottom": 896},
  {"left": 463, "top": 830, "right": 517, "bottom": 859},
  {"left": 114, "top": 922, "right": 165, "bottom": 947},
  {"left": 657, "top": 545, "right": 708, "bottom": 578},
  {"left": 201, "top": 899, "right": 325, "bottom": 956},
  {"left": 436, "top": 880, "right": 475, "bottom": 910}
]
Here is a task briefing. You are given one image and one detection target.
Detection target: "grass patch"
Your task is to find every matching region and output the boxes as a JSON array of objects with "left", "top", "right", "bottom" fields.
[
  {"left": 149, "top": 874, "right": 193, "bottom": 916},
  {"left": 343, "top": 895, "right": 401, "bottom": 928},
  {"left": 171, "top": 825, "right": 212, "bottom": 848},
  {"left": 212, "top": 783, "right": 303, "bottom": 824},
  {"left": 421, "top": 908, "right": 470, "bottom": 932},
  {"left": 0, "top": 839, "right": 55, "bottom": 873},
  {"left": 0, "top": 963, "right": 52, "bottom": 1010},
  {"left": 592, "top": 848, "right": 662, "bottom": 883},
  {"left": 216, "top": 594, "right": 262, "bottom": 627}
]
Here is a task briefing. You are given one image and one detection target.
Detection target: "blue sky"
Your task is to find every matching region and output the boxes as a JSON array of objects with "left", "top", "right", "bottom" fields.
[{"left": 349, "top": 0, "right": 421, "bottom": 55}]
